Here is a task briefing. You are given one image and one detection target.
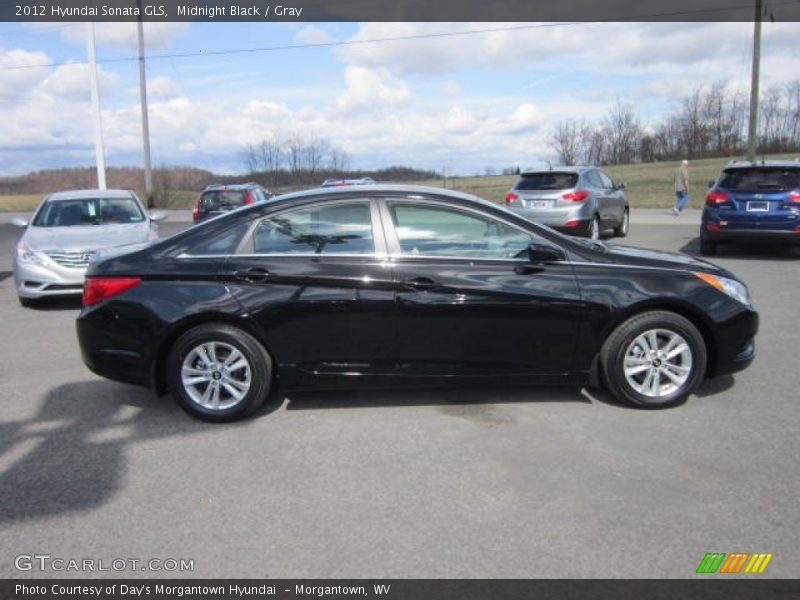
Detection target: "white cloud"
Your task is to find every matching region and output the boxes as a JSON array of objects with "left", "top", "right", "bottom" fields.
[
  {"left": 0, "top": 49, "right": 51, "bottom": 106},
  {"left": 333, "top": 66, "right": 411, "bottom": 115},
  {"left": 40, "top": 63, "right": 119, "bottom": 101},
  {"left": 294, "top": 25, "right": 333, "bottom": 45},
  {"left": 146, "top": 75, "right": 181, "bottom": 100}
]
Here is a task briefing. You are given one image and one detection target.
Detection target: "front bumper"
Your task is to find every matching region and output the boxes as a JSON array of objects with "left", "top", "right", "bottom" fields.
[
  {"left": 710, "top": 308, "right": 759, "bottom": 377},
  {"left": 14, "top": 257, "right": 85, "bottom": 299}
]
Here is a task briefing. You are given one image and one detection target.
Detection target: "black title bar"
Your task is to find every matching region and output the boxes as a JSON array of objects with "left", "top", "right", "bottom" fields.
[{"left": 2, "top": 0, "right": 800, "bottom": 22}]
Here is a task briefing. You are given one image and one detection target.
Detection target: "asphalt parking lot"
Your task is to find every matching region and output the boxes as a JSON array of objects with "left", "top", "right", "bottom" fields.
[{"left": 0, "top": 213, "right": 798, "bottom": 579}]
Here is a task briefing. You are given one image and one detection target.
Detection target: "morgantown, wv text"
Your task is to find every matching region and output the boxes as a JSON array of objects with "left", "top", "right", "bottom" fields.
[{"left": 16, "top": 583, "right": 392, "bottom": 598}]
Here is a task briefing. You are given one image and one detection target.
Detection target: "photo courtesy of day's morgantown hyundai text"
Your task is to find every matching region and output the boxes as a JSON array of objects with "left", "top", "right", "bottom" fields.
[{"left": 76, "top": 185, "right": 758, "bottom": 421}]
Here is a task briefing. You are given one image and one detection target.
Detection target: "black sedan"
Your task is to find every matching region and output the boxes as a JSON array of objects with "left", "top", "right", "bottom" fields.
[{"left": 77, "top": 185, "right": 758, "bottom": 421}]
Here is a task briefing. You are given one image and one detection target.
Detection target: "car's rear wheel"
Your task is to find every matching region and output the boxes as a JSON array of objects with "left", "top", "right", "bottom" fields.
[
  {"left": 600, "top": 311, "right": 707, "bottom": 408},
  {"left": 167, "top": 323, "right": 273, "bottom": 422},
  {"left": 700, "top": 237, "right": 717, "bottom": 255},
  {"left": 613, "top": 208, "right": 629, "bottom": 237},
  {"left": 587, "top": 215, "right": 600, "bottom": 240}
]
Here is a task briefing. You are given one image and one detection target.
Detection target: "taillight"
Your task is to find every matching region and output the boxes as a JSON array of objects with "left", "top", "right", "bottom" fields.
[
  {"left": 191, "top": 194, "right": 201, "bottom": 220},
  {"left": 245, "top": 191, "right": 255, "bottom": 204},
  {"left": 706, "top": 223, "right": 722, "bottom": 231},
  {"left": 505, "top": 192, "right": 519, "bottom": 205},
  {"left": 83, "top": 277, "right": 141, "bottom": 306},
  {"left": 565, "top": 219, "right": 581, "bottom": 227},
  {"left": 706, "top": 190, "right": 731, "bottom": 205},
  {"left": 788, "top": 191, "right": 800, "bottom": 203},
  {"left": 563, "top": 190, "right": 590, "bottom": 202}
]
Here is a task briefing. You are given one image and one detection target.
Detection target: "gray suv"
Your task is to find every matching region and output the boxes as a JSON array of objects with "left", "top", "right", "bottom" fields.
[{"left": 504, "top": 167, "right": 629, "bottom": 239}]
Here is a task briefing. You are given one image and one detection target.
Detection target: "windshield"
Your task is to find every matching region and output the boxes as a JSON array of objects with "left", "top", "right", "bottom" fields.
[
  {"left": 719, "top": 168, "right": 800, "bottom": 191},
  {"left": 33, "top": 197, "right": 145, "bottom": 227},
  {"left": 515, "top": 172, "right": 579, "bottom": 191}
]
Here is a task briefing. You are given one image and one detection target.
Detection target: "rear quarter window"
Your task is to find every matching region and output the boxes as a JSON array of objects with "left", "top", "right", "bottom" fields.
[{"left": 183, "top": 221, "right": 250, "bottom": 256}]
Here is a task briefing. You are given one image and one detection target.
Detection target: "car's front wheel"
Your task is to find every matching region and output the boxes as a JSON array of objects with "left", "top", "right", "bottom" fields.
[
  {"left": 600, "top": 311, "right": 707, "bottom": 408},
  {"left": 613, "top": 208, "right": 629, "bottom": 237},
  {"left": 167, "top": 323, "right": 273, "bottom": 422},
  {"left": 587, "top": 215, "right": 601, "bottom": 240}
]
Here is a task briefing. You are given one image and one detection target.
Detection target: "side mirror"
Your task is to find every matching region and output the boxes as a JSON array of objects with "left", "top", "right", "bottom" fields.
[
  {"left": 149, "top": 211, "right": 167, "bottom": 222},
  {"left": 10, "top": 217, "right": 28, "bottom": 228},
  {"left": 616, "top": 181, "right": 627, "bottom": 190},
  {"left": 527, "top": 241, "right": 566, "bottom": 264},
  {"left": 707, "top": 180, "right": 715, "bottom": 188}
]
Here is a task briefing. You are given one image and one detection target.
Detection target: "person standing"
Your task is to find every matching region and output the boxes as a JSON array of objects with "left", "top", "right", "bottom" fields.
[{"left": 673, "top": 159, "right": 690, "bottom": 215}]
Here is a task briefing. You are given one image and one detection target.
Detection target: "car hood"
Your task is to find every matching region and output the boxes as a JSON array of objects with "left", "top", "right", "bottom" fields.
[
  {"left": 596, "top": 243, "right": 727, "bottom": 275},
  {"left": 23, "top": 223, "right": 152, "bottom": 252}
]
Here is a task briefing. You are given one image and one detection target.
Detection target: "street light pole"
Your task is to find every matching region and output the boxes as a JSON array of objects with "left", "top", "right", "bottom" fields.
[
  {"left": 746, "top": 0, "right": 762, "bottom": 162},
  {"left": 136, "top": 6, "right": 154, "bottom": 206},
  {"left": 85, "top": 22, "right": 106, "bottom": 190}
]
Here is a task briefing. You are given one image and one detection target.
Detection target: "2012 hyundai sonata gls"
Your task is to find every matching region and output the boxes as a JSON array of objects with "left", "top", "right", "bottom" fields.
[{"left": 76, "top": 185, "right": 758, "bottom": 421}]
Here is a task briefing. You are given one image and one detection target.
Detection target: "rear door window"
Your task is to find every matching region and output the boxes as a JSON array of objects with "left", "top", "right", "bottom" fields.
[{"left": 515, "top": 172, "right": 578, "bottom": 191}]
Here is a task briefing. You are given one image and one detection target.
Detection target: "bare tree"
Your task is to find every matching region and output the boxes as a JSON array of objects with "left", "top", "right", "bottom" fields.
[
  {"left": 602, "top": 100, "right": 642, "bottom": 164},
  {"left": 549, "top": 119, "right": 585, "bottom": 166}
]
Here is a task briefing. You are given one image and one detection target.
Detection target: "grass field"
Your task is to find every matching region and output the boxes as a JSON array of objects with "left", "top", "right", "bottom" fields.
[
  {"left": 2, "top": 154, "right": 797, "bottom": 212},
  {"left": 419, "top": 153, "right": 799, "bottom": 207}
]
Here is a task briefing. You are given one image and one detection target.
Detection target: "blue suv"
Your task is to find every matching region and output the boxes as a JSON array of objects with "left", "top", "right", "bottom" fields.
[{"left": 701, "top": 160, "right": 800, "bottom": 255}]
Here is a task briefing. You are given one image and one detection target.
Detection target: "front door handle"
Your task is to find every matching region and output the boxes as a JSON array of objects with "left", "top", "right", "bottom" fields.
[
  {"left": 401, "top": 276, "right": 438, "bottom": 291},
  {"left": 234, "top": 267, "right": 270, "bottom": 283}
]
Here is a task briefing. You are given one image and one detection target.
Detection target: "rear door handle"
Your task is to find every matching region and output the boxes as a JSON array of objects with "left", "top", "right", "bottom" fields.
[
  {"left": 234, "top": 267, "right": 269, "bottom": 283},
  {"left": 401, "top": 276, "right": 438, "bottom": 291}
]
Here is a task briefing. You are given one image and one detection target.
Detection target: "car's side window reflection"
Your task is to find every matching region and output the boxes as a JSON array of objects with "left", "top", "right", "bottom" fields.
[
  {"left": 388, "top": 202, "right": 532, "bottom": 259},
  {"left": 252, "top": 201, "right": 374, "bottom": 255}
]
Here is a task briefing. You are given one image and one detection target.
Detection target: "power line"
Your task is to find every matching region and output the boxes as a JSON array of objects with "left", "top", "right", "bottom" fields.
[{"left": 0, "top": 1, "right": 795, "bottom": 72}]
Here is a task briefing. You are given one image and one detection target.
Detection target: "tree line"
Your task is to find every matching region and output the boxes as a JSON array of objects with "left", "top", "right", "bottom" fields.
[
  {"left": 238, "top": 133, "right": 437, "bottom": 188},
  {"left": 549, "top": 80, "right": 800, "bottom": 166}
]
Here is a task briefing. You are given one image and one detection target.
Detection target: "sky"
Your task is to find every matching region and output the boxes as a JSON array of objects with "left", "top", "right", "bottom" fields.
[{"left": 0, "top": 20, "right": 797, "bottom": 177}]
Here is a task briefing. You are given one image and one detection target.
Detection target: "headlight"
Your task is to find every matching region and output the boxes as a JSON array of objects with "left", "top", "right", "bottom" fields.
[
  {"left": 16, "top": 242, "right": 46, "bottom": 266},
  {"left": 693, "top": 272, "right": 752, "bottom": 306}
]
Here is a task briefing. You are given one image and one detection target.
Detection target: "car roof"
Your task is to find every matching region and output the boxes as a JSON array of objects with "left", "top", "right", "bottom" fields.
[
  {"left": 520, "top": 167, "right": 594, "bottom": 175},
  {"left": 47, "top": 189, "right": 137, "bottom": 201},
  {"left": 723, "top": 159, "right": 800, "bottom": 170},
  {"left": 274, "top": 183, "right": 485, "bottom": 204}
]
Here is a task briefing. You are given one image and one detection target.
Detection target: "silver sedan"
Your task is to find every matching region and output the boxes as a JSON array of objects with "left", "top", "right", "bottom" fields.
[{"left": 12, "top": 189, "right": 166, "bottom": 307}]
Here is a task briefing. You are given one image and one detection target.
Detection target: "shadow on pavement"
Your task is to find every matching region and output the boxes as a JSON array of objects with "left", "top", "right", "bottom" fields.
[
  {"left": 283, "top": 384, "right": 600, "bottom": 411},
  {"left": 22, "top": 297, "right": 83, "bottom": 311},
  {"left": 0, "top": 380, "right": 211, "bottom": 524},
  {"left": 680, "top": 237, "right": 800, "bottom": 261}
]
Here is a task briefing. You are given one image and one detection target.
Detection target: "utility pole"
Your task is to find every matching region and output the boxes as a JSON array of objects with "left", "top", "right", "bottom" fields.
[
  {"left": 85, "top": 22, "right": 106, "bottom": 190},
  {"left": 746, "top": 0, "right": 762, "bottom": 162},
  {"left": 136, "top": 3, "right": 154, "bottom": 206}
]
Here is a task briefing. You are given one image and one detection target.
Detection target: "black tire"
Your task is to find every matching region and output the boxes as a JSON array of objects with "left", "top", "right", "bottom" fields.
[
  {"left": 600, "top": 311, "right": 707, "bottom": 409},
  {"left": 586, "top": 215, "right": 601, "bottom": 240},
  {"left": 18, "top": 296, "right": 37, "bottom": 308},
  {"left": 700, "top": 237, "right": 716, "bottom": 256},
  {"left": 167, "top": 323, "right": 273, "bottom": 422},
  {"left": 613, "top": 208, "right": 629, "bottom": 237}
]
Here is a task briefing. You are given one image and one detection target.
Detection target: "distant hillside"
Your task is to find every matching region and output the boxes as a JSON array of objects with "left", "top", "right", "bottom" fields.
[{"left": 0, "top": 164, "right": 440, "bottom": 197}]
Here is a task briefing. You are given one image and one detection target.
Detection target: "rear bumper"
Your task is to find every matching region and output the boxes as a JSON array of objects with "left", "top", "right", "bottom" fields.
[{"left": 76, "top": 307, "right": 153, "bottom": 388}]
